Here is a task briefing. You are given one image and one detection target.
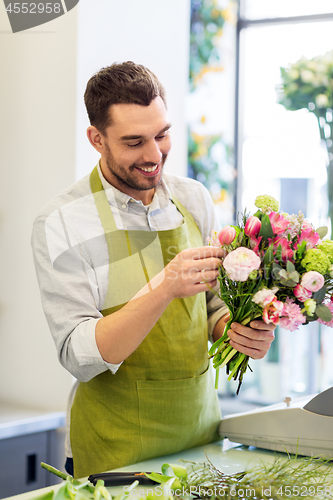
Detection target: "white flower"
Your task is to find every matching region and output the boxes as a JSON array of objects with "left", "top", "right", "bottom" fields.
[
  {"left": 300, "top": 69, "right": 314, "bottom": 83},
  {"left": 207, "top": 230, "right": 220, "bottom": 247},
  {"left": 315, "top": 94, "right": 329, "bottom": 108},
  {"left": 289, "top": 68, "right": 299, "bottom": 80},
  {"left": 252, "top": 287, "right": 279, "bottom": 306}
]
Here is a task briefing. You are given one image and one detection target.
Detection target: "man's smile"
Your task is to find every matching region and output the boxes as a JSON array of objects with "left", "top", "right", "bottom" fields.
[{"left": 134, "top": 163, "right": 161, "bottom": 176}]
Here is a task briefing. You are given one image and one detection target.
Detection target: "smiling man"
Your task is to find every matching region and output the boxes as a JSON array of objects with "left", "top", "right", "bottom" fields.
[{"left": 32, "top": 62, "right": 275, "bottom": 479}]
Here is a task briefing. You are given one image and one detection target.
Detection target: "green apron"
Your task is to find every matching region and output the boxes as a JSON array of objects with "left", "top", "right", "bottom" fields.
[{"left": 70, "top": 166, "right": 221, "bottom": 478}]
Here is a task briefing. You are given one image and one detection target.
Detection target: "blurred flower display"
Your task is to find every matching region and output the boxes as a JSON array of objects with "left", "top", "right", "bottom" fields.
[
  {"left": 278, "top": 50, "right": 333, "bottom": 235},
  {"left": 188, "top": 0, "right": 237, "bottom": 225}
]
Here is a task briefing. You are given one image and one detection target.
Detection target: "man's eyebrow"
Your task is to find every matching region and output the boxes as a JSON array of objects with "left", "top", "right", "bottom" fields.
[{"left": 120, "top": 124, "right": 172, "bottom": 141}]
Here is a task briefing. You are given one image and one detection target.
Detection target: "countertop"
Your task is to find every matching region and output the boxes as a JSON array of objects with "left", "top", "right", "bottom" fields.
[
  {"left": 0, "top": 401, "right": 66, "bottom": 440},
  {"left": 1, "top": 439, "right": 314, "bottom": 500}
]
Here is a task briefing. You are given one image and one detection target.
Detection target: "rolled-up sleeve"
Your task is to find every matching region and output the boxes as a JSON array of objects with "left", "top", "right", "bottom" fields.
[{"left": 32, "top": 210, "right": 122, "bottom": 382}]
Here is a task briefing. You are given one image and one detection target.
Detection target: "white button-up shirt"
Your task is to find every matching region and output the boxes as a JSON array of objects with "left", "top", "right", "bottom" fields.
[
  {"left": 32, "top": 164, "right": 228, "bottom": 456},
  {"left": 32, "top": 164, "right": 227, "bottom": 382}
]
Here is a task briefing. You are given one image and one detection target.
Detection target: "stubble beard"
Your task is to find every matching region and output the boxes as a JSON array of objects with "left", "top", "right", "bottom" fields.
[{"left": 105, "top": 145, "right": 167, "bottom": 193}]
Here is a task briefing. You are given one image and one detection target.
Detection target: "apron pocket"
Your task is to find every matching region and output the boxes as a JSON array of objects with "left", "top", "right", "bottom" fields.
[{"left": 136, "top": 365, "right": 221, "bottom": 462}]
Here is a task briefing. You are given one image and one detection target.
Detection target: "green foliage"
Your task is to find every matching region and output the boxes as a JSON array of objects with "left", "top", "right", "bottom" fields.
[
  {"left": 259, "top": 214, "right": 274, "bottom": 240},
  {"left": 188, "top": 130, "right": 231, "bottom": 192},
  {"left": 150, "top": 455, "right": 333, "bottom": 500},
  {"left": 315, "top": 303, "right": 333, "bottom": 322},
  {"left": 190, "top": 0, "right": 228, "bottom": 90},
  {"left": 278, "top": 50, "right": 333, "bottom": 235}
]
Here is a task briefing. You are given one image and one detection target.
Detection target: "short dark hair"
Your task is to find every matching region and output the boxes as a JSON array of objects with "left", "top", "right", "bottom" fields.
[{"left": 84, "top": 61, "right": 167, "bottom": 135}]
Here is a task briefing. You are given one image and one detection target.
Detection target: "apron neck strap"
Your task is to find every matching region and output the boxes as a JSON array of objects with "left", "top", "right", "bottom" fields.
[
  {"left": 90, "top": 165, "right": 117, "bottom": 233},
  {"left": 90, "top": 165, "right": 190, "bottom": 231}
]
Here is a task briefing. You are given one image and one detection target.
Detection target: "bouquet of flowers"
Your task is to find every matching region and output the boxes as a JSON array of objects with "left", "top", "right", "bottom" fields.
[{"left": 208, "top": 195, "right": 333, "bottom": 394}]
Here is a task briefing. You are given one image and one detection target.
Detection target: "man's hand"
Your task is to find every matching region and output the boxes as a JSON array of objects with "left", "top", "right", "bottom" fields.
[
  {"left": 162, "top": 246, "right": 224, "bottom": 300},
  {"left": 96, "top": 246, "right": 224, "bottom": 365},
  {"left": 213, "top": 313, "right": 275, "bottom": 360}
]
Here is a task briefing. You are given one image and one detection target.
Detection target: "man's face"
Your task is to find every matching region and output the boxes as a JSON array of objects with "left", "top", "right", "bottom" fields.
[{"left": 100, "top": 96, "right": 172, "bottom": 204}]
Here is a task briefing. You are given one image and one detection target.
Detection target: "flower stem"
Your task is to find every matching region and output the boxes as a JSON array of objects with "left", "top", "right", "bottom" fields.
[
  {"left": 227, "top": 353, "right": 246, "bottom": 381},
  {"left": 219, "top": 347, "right": 237, "bottom": 370},
  {"left": 214, "top": 367, "right": 219, "bottom": 389}
]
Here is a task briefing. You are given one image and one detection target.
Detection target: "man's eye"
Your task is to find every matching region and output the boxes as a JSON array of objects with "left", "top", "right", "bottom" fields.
[
  {"left": 156, "top": 134, "right": 167, "bottom": 140},
  {"left": 127, "top": 142, "right": 141, "bottom": 148}
]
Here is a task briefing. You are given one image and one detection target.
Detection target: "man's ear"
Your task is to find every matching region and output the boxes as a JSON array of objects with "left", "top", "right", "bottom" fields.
[{"left": 87, "top": 126, "right": 104, "bottom": 153}]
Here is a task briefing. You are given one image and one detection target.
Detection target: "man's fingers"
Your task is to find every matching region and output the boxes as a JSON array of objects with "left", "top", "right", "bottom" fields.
[
  {"left": 194, "top": 257, "right": 222, "bottom": 271},
  {"left": 182, "top": 246, "right": 224, "bottom": 260},
  {"left": 229, "top": 340, "right": 269, "bottom": 359},
  {"left": 249, "top": 319, "right": 276, "bottom": 331},
  {"left": 229, "top": 329, "right": 274, "bottom": 348},
  {"left": 228, "top": 322, "right": 275, "bottom": 360},
  {"left": 230, "top": 322, "right": 275, "bottom": 341},
  {"left": 194, "top": 279, "right": 218, "bottom": 293}
]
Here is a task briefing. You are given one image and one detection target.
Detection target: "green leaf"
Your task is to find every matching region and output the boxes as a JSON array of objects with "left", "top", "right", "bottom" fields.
[
  {"left": 296, "top": 240, "right": 307, "bottom": 259},
  {"left": 145, "top": 472, "right": 172, "bottom": 484},
  {"left": 313, "top": 286, "right": 327, "bottom": 304},
  {"left": 230, "top": 225, "right": 241, "bottom": 237},
  {"left": 272, "top": 263, "right": 282, "bottom": 278},
  {"left": 289, "top": 271, "right": 300, "bottom": 283},
  {"left": 286, "top": 260, "right": 296, "bottom": 273},
  {"left": 161, "top": 464, "right": 187, "bottom": 479},
  {"left": 30, "top": 493, "right": 54, "bottom": 500},
  {"left": 253, "top": 210, "right": 263, "bottom": 219},
  {"left": 258, "top": 214, "right": 274, "bottom": 241},
  {"left": 316, "top": 226, "right": 328, "bottom": 239},
  {"left": 263, "top": 244, "right": 274, "bottom": 265},
  {"left": 315, "top": 304, "right": 332, "bottom": 322},
  {"left": 279, "top": 270, "right": 288, "bottom": 280},
  {"left": 53, "top": 483, "right": 70, "bottom": 500}
]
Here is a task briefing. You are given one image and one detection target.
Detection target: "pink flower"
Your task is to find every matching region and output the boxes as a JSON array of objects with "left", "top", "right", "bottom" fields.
[
  {"left": 252, "top": 287, "right": 279, "bottom": 306},
  {"left": 207, "top": 230, "right": 221, "bottom": 247},
  {"left": 317, "top": 301, "right": 333, "bottom": 327},
  {"left": 270, "top": 236, "right": 294, "bottom": 262},
  {"left": 293, "top": 284, "right": 312, "bottom": 302},
  {"left": 280, "top": 297, "right": 306, "bottom": 331},
  {"left": 263, "top": 298, "right": 284, "bottom": 325},
  {"left": 297, "top": 228, "right": 320, "bottom": 250},
  {"left": 268, "top": 212, "right": 290, "bottom": 235},
  {"left": 301, "top": 271, "right": 324, "bottom": 292},
  {"left": 223, "top": 247, "right": 261, "bottom": 282},
  {"left": 302, "top": 221, "right": 314, "bottom": 231},
  {"left": 249, "top": 235, "right": 262, "bottom": 255},
  {"left": 218, "top": 226, "right": 236, "bottom": 246},
  {"left": 245, "top": 216, "right": 261, "bottom": 237}
]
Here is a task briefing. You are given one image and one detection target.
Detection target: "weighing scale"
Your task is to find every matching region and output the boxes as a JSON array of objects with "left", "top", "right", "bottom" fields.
[{"left": 219, "top": 386, "right": 333, "bottom": 457}]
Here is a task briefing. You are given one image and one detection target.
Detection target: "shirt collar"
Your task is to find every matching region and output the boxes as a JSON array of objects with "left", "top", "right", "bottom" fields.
[{"left": 97, "top": 161, "right": 172, "bottom": 212}]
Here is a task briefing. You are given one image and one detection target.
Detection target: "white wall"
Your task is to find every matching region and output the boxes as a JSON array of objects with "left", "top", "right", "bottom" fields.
[
  {"left": 75, "top": 0, "right": 190, "bottom": 179},
  {"left": 0, "top": 6, "right": 77, "bottom": 410},
  {"left": 0, "top": 0, "right": 190, "bottom": 412}
]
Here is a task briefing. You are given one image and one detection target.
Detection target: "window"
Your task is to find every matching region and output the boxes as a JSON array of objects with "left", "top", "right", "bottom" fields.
[{"left": 233, "top": 0, "right": 333, "bottom": 402}]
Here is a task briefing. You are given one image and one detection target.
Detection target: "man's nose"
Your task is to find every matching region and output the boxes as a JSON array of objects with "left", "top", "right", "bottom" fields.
[{"left": 142, "top": 140, "right": 163, "bottom": 165}]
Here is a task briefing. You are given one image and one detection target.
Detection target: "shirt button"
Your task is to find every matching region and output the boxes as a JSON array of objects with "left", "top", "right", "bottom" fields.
[{"left": 122, "top": 204, "right": 127, "bottom": 209}]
